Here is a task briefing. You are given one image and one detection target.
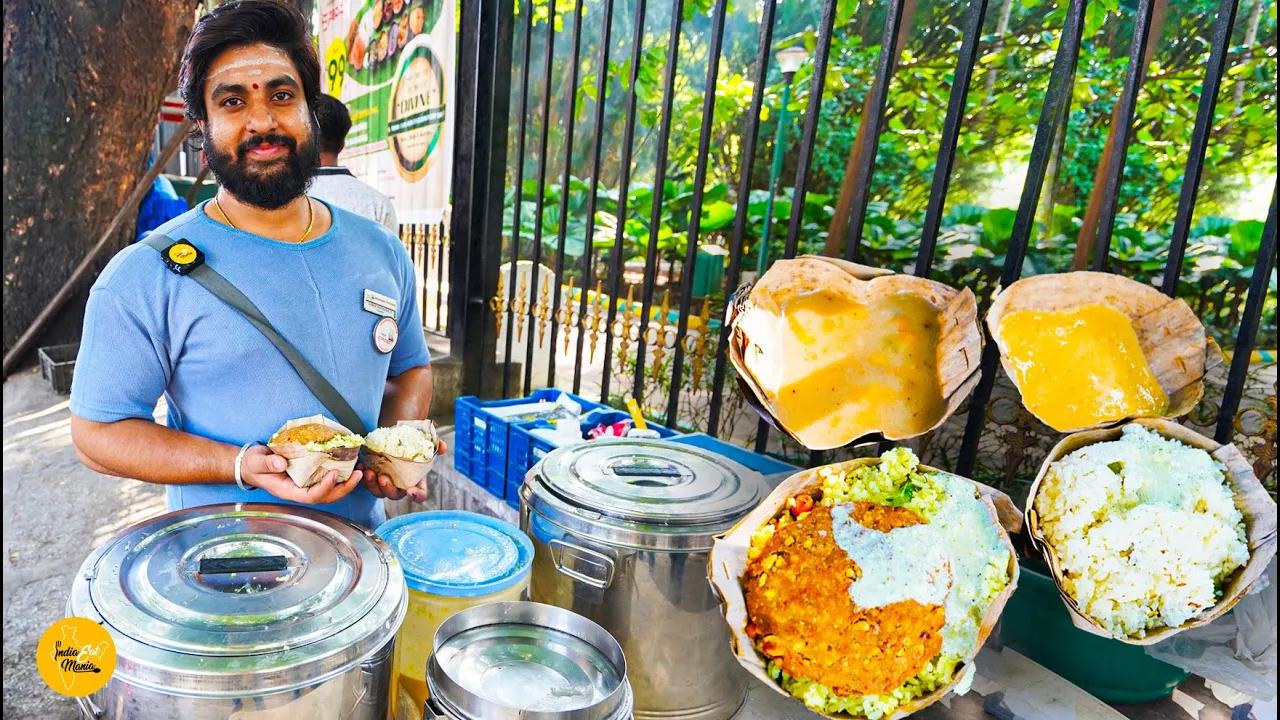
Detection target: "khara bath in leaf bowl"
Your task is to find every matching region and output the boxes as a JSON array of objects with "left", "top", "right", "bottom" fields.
[
  {"left": 727, "top": 256, "right": 983, "bottom": 451},
  {"left": 709, "top": 448, "right": 1021, "bottom": 719}
]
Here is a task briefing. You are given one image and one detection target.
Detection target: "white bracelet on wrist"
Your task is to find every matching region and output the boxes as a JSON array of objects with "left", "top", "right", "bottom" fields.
[{"left": 235, "top": 441, "right": 263, "bottom": 491}]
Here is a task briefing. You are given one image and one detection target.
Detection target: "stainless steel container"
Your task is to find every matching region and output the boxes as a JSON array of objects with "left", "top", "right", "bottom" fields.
[
  {"left": 519, "top": 440, "right": 766, "bottom": 720},
  {"left": 423, "top": 601, "right": 633, "bottom": 720},
  {"left": 67, "top": 503, "right": 407, "bottom": 720}
]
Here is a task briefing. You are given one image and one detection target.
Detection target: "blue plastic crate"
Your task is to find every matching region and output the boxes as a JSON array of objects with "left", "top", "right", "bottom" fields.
[
  {"left": 455, "top": 390, "right": 606, "bottom": 498},
  {"left": 454, "top": 400, "right": 475, "bottom": 455},
  {"left": 670, "top": 433, "right": 800, "bottom": 482},
  {"left": 504, "top": 477, "right": 523, "bottom": 509},
  {"left": 453, "top": 448, "right": 474, "bottom": 478},
  {"left": 485, "top": 467, "right": 505, "bottom": 496},
  {"left": 507, "top": 409, "right": 682, "bottom": 491}
]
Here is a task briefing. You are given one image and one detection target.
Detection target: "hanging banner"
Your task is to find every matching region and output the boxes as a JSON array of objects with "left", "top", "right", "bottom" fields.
[{"left": 317, "top": 0, "right": 453, "bottom": 224}]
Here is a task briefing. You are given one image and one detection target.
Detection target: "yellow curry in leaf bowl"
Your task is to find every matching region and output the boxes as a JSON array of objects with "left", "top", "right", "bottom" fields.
[
  {"left": 727, "top": 256, "right": 983, "bottom": 451},
  {"left": 986, "top": 272, "right": 1222, "bottom": 433}
]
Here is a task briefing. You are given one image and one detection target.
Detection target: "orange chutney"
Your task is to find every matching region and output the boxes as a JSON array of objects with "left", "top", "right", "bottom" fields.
[
  {"left": 763, "top": 290, "right": 946, "bottom": 446},
  {"left": 999, "top": 305, "right": 1167, "bottom": 430}
]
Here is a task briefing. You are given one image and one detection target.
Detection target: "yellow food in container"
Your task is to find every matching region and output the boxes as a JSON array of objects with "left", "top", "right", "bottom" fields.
[{"left": 376, "top": 511, "right": 533, "bottom": 720}]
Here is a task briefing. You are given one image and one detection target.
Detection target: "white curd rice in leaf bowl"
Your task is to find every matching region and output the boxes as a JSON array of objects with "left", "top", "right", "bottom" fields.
[{"left": 1027, "top": 419, "right": 1278, "bottom": 644}]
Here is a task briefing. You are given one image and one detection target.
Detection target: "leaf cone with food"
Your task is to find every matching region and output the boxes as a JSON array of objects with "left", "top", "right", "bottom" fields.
[
  {"left": 1026, "top": 418, "right": 1278, "bottom": 645},
  {"left": 268, "top": 415, "right": 363, "bottom": 488},
  {"left": 710, "top": 449, "right": 1021, "bottom": 719},
  {"left": 986, "top": 272, "right": 1222, "bottom": 433},
  {"left": 727, "top": 256, "right": 982, "bottom": 451},
  {"left": 360, "top": 420, "right": 441, "bottom": 490}
]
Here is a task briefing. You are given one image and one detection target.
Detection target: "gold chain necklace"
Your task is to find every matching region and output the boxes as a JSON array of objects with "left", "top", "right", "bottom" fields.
[{"left": 215, "top": 196, "right": 315, "bottom": 243}]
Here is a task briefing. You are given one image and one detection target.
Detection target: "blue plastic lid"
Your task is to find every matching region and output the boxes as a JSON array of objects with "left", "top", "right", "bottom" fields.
[{"left": 375, "top": 511, "right": 533, "bottom": 597}]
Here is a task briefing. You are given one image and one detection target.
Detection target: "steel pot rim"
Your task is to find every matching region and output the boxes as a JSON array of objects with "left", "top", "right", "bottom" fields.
[
  {"left": 426, "top": 601, "right": 630, "bottom": 720},
  {"left": 66, "top": 503, "right": 408, "bottom": 698},
  {"left": 520, "top": 478, "right": 743, "bottom": 552}
]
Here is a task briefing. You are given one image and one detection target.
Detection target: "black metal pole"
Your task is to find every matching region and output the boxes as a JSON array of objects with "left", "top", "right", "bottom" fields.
[
  {"left": 1090, "top": 0, "right": 1156, "bottom": 271},
  {"left": 449, "top": 0, "right": 482, "bottom": 386},
  {"left": 914, "top": 0, "right": 989, "bottom": 277},
  {"left": 523, "top": 8, "right": 559, "bottom": 396},
  {"left": 956, "top": 0, "right": 1089, "bottom": 477},
  {"left": 1161, "top": 0, "right": 1240, "bottom": 295},
  {"left": 781, "top": 0, "right": 839, "bottom": 261},
  {"left": 664, "top": 0, "right": 729, "bottom": 428},
  {"left": 706, "top": 0, "right": 778, "bottom": 438},
  {"left": 632, "top": 0, "right": 687, "bottom": 401},
  {"left": 599, "top": 0, "right": 651, "bottom": 404},
  {"left": 757, "top": 0, "right": 838, "bottom": 456},
  {"left": 841, "top": 0, "right": 908, "bottom": 262},
  {"left": 501, "top": 0, "right": 537, "bottom": 397},
  {"left": 1215, "top": 186, "right": 1277, "bottom": 444},
  {"left": 547, "top": 0, "right": 589, "bottom": 387},
  {"left": 573, "top": 0, "right": 618, "bottom": 395}
]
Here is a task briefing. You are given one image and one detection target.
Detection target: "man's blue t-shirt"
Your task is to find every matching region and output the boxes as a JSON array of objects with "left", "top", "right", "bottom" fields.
[{"left": 70, "top": 200, "right": 429, "bottom": 528}]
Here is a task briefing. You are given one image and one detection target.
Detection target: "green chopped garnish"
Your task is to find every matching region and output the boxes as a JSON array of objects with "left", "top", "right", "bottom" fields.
[
  {"left": 1107, "top": 461, "right": 1125, "bottom": 474},
  {"left": 886, "top": 481, "right": 919, "bottom": 507}
]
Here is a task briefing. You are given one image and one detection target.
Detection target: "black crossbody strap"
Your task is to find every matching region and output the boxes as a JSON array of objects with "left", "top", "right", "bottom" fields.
[{"left": 141, "top": 233, "right": 369, "bottom": 435}]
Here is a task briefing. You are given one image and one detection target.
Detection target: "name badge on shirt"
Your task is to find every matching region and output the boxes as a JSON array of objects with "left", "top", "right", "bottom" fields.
[{"left": 363, "top": 289, "right": 398, "bottom": 319}]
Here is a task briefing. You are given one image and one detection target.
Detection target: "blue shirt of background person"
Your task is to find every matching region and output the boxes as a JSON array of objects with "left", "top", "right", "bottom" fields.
[{"left": 135, "top": 153, "right": 190, "bottom": 243}]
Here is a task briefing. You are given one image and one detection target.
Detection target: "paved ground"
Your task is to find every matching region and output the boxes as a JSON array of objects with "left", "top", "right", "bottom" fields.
[
  {"left": 3, "top": 367, "right": 167, "bottom": 719},
  {"left": 1, "top": 367, "right": 1256, "bottom": 720}
]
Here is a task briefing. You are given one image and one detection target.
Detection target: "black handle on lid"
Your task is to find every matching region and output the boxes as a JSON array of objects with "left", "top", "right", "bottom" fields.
[
  {"left": 612, "top": 458, "right": 683, "bottom": 477},
  {"left": 199, "top": 556, "right": 288, "bottom": 575}
]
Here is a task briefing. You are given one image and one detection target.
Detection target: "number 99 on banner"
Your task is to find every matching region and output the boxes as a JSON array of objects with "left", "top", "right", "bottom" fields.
[{"left": 325, "top": 38, "right": 347, "bottom": 97}]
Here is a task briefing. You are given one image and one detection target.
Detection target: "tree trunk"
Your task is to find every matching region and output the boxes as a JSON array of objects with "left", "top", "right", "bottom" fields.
[
  {"left": 1223, "top": 0, "right": 1264, "bottom": 136},
  {"left": 2, "top": 0, "right": 194, "bottom": 361},
  {"left": 824, "top": 0, "right": 918, "bottom": 257},
  {"left": 1072, "top": 0, "right": 1167, "bottom": 269},
  {"left": 972, "top": 0, "right": 1016, "bottom": 126},
  {"left": 1035, "top": 113, "right": 1069, "bottom": 242}
]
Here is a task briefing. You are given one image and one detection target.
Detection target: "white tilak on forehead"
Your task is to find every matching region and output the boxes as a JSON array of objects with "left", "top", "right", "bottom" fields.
[{"left": 208, "top": 54, "right": 297, "bottom": 81}]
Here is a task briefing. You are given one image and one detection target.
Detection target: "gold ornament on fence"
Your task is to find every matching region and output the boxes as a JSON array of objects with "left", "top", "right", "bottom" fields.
[
  {"left": 647, "top": 290, "right": 675, "bottom": 383},
  {"left": 557, "top": 277, "right": 576, "bottom": 356},
  {"left": 535, "top": 282, "right": 551, "bottom": 349},
  {"left": 612, "top": 286, "right": 636, "bottom": 374},
  {"left": 585, "top": 281, "right": 606, "bottom": 364},
  {"left": 690, "top": 297, "right": 713, "bottom": 390},
  {"left": 489, "top": 273, "right": 507, "bottom": 339},
  {"left": 514, "top": 273, "right": 530, "bottom": 343},
  {"left": 428, "top": 224, "right": 439, "bottom": 269}
]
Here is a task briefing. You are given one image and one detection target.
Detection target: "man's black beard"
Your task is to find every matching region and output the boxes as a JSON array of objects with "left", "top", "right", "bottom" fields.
[{"left": 203, "top": 124, "right": 320, "bottom": 211}]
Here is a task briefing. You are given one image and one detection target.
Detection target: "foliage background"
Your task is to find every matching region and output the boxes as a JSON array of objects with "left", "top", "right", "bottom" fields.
[{"left": 497, "top": 0, "right": 1278, "bottom": 348}]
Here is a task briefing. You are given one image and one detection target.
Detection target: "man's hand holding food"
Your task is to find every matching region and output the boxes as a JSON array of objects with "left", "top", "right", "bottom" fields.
[
  {"left": 239, "top": 444, "right": 364, "bottom": 504},
  {"left": 357, "top": 438, "right": 447, "bottom": 502}
]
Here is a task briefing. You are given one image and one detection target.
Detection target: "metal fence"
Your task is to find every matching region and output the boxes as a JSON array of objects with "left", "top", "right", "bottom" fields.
[
  {"left": 445, "top": 0, "right": 1278, "bottom": 497},
  {"left": 400, "top": 222, "right": 452, "bottom": 335}
]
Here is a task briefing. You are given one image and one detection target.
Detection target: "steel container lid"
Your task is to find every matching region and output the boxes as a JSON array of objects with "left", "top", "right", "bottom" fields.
[
  {"left": 376, "top": 511, "right": 533, "bottom": 597},
  {"left": 525, "top": 439, "right": 766, "bottom": 550},
  {"left": 426, "top": 601, "right": 632, "bottom": 720},
  {"left": 67, "top": 503, "right": 407, "bottom": 697}
]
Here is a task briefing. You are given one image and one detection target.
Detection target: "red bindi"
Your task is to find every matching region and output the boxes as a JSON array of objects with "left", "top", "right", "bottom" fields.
[{"left": 252, "top": 83, "right": 259, "bottom": 89}]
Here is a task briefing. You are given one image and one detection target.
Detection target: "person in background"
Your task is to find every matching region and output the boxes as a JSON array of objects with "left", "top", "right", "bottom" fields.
[
  {"left": 135, "top": 151, "right": 190, "bottom": 242},
  {"left": 309, "top": 94, "right": 399, "bottom": 232}
]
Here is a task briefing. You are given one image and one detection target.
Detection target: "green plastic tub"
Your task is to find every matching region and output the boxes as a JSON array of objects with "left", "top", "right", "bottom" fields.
[{"left": 999, "top": 560, "right": 1191, "bottom": 704}]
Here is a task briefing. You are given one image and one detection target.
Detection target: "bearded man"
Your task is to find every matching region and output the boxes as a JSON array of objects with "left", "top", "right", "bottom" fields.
[{"left": 69, "top": 1, "right": 438, "bottom": 528}]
